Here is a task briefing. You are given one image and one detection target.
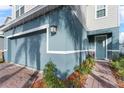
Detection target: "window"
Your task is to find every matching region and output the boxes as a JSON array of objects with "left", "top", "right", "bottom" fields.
[
  {"left": 20, "top": 6, "right": 24, "bottom": 15},
  {"left": 16, "top": 5, "right": 25, "bottom": 18},
  {"left": 96, "top": 5, "right": 107, "bottom": 18},
  {"left": 16, "top": 10, "right": 19, "bottom": 18}
]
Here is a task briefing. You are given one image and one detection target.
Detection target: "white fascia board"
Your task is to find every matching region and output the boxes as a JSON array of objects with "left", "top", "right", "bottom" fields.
[
  {"left": 2, "top": 5, "right": 60, "bottom": 32},
  {"left": 7, "top": 24, "right": 49, "bottom": 38}
]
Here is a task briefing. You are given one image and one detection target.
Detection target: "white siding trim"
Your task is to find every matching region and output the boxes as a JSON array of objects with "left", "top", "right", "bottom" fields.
[
  {"left": 47, "top": 50, "right": 95, "bottom": 54},
  {"left": 5, "top": 25, "right": 120, "bottom": 55},
  {"left": 3, "top": 49, "right": 7, "bottom": 52},
  {"left": 107, "top": 50, "right": 120, "bottom": 52},
  {"left": 6, "top": 24, "right": 95, "bottom": 54}
]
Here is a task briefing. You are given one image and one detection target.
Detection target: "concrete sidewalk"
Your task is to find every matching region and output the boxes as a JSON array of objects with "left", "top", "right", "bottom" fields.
[{"left": 84, "top": 62, "right": 118, "bottom": 88}]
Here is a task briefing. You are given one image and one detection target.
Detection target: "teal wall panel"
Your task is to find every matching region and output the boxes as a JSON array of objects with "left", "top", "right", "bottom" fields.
[
  {"left": 88, "top": 27, "right": 119, "bottom": 59},
  {"left": 4, "top": 5, "right": 119, "bottom": 78},
  {"left": 4, "top": 6, "right": 87, "bottom": 78}
]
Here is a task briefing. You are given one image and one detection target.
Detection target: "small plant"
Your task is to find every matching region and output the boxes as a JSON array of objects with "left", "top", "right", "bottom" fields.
[
  {"left": 111, "top": 60, "right": 121, "bottom": 70},
  {"left": 0, "top": 52, "right": 4, "bottom": 63},
  {"left": 67, "top": 71, "right": 87, "bottom": 88},
  {"left": 111, "top": 56, "right": 124, "bottom": 81},
  {"left": 43, "top": 61, "right": 65, "bottom": 88},
  {"left": 118, "top": 69, "right": 124, "bottom": 77},
  {"left": 71, "top": 55, "right": 95, "bottom": 87},
  {"left": 41, "top": 55, "right": 95, "bottom": 88},
  {"left": 74, "top": 55, "right": 95, "bottom": 75},
  {"left": 74, "top": 64, "right": 92, "bottom": 75},
  {"left": 112, "top": 52, "right": 120, "bottom": 61},
  {"left": 82, "top": 66, "right": 92, "bottom": 74}
]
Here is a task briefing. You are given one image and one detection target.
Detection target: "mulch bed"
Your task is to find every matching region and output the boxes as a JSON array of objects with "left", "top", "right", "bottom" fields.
[
  {"left": 31, "top": 79, "right": 47, "bottom": 88},
  {"left": 109, "top": 65, "right": 124, "bottom": 88},
  {"left": 67, "top": 71, "right": 88, "bottom": 88},
  {"left": 31, "top": 71, "right": 88, "bottom": 88}
]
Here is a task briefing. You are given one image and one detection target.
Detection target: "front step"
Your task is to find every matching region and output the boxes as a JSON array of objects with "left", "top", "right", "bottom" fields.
[{"left": 95, "top": 59, "right": 110, "bottom": 62}]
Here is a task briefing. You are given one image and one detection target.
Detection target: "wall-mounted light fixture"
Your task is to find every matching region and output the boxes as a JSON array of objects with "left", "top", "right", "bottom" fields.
[{"left": 50, "top": 25, "right": 57, "bottom": 33}]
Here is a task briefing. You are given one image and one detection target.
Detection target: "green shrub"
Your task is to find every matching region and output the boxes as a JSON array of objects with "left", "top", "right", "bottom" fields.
[
  {"left": 118, "top": 69, "right": 124, "bottom": 77},
  {"left": 43, "top": 61, "right": 65, "bottom": 88},
  {"left": 111, "top": 56, "right": 124, "bottom": 80},
  {"left": 74, "top": 56, "right": 95, "bottom": 75},
  {"left": 119, "top": 58, "right": 124, "bottom": 67},
  {"left": 111, "top": 57, "right": 124, "bottom": 69},
  {"left": 111, "top": 61, "right": 121, "bottom": 70},
  {"left": 82, "top": 66, "right": 92, "bottom": 74},
  {"left": 72, "top": 56, "right": 95, "bottom": 87},
  {"left": 112, "top": 52, "right": 120, "bottom": 61},
  {"left": 84, "top": 55, "right": 95, "bottom": 68}
]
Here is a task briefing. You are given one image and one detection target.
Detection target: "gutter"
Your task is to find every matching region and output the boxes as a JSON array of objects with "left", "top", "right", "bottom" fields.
[
  {"left": 87, "top": 26, "right": 119, "bottom": 36},
  {"left": 1, "top": 5, "right": 60, "bottom": 32}
]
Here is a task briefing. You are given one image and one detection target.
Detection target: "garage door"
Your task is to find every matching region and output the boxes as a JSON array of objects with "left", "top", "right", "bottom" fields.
[{"left": 8, "top": 29, "right": 46, "bottom": 70}]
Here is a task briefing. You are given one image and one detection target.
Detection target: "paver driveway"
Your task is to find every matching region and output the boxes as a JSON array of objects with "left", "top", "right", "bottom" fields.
[
  {"left": 84, "top": 62, "right": 118, "bottom": 88},
  {"left": 0, "top": 62, "right": 42, "bottom": 88}
]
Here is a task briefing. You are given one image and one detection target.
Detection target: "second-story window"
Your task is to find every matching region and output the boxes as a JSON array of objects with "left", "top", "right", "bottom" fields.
[
  {"left": 16, "top": 5, "right": 24, "bottom": 18},
  {"left": 96, "top": 5, "right": 107, "bottom": 18}
]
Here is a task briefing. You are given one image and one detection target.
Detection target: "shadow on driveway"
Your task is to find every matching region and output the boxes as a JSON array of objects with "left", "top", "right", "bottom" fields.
[{"left": 0, "top": 63, "right": 41, "bottom": 88}]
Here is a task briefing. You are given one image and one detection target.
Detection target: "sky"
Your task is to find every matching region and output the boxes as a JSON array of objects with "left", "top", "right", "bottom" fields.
[
  {"left": 120, "top": 6, "right": 124, "bottom": 32},
  {"left": 120, "top": 6, "right": 124, "bottom": 44},
  {"left": 0, "top": 6, "right": 12, "bottom": 26}
]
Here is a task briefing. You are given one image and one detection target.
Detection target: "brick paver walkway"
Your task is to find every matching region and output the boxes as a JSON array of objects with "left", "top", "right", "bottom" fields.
[
  {"left": 84, "top": 62, "right": 118, "bottom": 88},
  {"left": 0, "top": 63, "right": 42, "bottom": 88}
]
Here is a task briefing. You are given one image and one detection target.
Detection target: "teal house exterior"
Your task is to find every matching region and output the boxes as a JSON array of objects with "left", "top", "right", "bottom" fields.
[{"left": 1, "top": 5, "right": 119, "bottom": 78}]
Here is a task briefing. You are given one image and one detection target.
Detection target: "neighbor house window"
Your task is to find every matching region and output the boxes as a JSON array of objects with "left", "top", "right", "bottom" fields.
[
  {"left": 16, "top": 5, "right": 25, "bottom": 18},
  {"left": 96, "top": 5, "right": 107, "bottom": 18}
]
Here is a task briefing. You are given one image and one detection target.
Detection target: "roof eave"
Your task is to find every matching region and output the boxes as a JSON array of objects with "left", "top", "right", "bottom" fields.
[{"left": 1, "top": 5, "right": 60, "bottom": 32}]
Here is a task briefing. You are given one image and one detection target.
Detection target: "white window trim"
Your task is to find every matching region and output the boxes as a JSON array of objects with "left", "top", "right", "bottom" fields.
[
  {"left": 95, "top": 5, "right": 108, "bottom": 19},
  {"left": 16, "top": 5, "right": 24, "bottom": 11},
  {"left": 16, "top": 5, "right": 25, "bottom": 17}
]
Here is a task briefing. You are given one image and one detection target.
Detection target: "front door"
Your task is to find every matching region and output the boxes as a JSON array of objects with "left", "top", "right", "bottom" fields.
[{"left": 95, "top": 35, "right": 107, "bottom": 60}]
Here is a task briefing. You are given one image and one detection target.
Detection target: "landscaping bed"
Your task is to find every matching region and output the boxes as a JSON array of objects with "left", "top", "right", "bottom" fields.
[
  {"left": 112, "top": 69, "right": 124, "bottom": 88},
  {"left": 110, "top": 56, "right": 124, "bottom": 88},
  {"left": 32, "top": 55, "right": 95, "bottom": 88},
  {"left": 32, "top": 71, "right": 88, "bottom": 88}
]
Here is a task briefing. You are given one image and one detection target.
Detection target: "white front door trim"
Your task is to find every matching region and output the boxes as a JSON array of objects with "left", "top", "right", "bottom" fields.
[{"left": 95, "top": 35, "right": 107, "bottom": 60}]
